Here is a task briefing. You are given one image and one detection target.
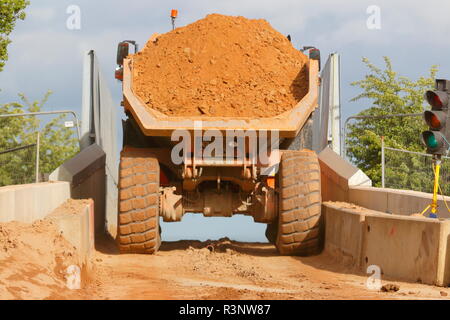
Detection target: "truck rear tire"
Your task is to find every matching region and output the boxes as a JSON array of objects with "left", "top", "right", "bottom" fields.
[
  {"left": 117, "top": 147, "right": 161, "bottom": 254},
  {"left": 275, "top": 150, "right": 322, "bottom": 256}
]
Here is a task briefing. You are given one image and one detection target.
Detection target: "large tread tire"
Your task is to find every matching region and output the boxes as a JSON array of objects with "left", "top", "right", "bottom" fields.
[
  {"left": 275, "top": 150, "right": 322, "bottom": 256},
  {"left": 117, "top": 146, "right": 161, "bottom": 254}
]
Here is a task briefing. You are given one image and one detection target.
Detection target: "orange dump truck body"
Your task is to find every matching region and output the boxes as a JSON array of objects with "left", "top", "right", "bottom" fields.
[
  {"left": 122, "top": 58, "right": 320, "bottom": 138},
  {"left": 117, "top": 51, "right": 323, "bottom": 257}
]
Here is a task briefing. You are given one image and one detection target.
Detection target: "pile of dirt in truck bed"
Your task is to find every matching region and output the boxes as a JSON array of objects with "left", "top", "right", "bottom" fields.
[{"left": 132, "top": 14, "right": 310, "bottom": 117}]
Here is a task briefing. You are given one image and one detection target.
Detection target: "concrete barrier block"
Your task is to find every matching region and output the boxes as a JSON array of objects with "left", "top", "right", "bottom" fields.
[
  {"left": 14, "top": 185, "right": 36, "bottom": 222},
  {"left": 0, "top": 187, "right": 15, "bottom": 222},
  {"left": 49, "top": 144, "right": 105, "bottom": 188},
  {"left": 0, "top": 182, "right": 71, "bottom": 223},
  {"left": 348, "top": 187, "right": 389, "bottom": 213},
  {"left": 71, "top": 167, "right": 106, "bottom": 233},
  {"left": 386, "top": 189, "right": 450, "bottom": 219},
  {"left": 324, "top": 201, "right": 450, "bottom": 287},
  {"left": 50, "top": 143, "right": 107, "bottom": 233},
  {"left": 49, "top": 199, "right": 95, "bottom": 267},
  {"left": 323, "top": 203, "right": 366, "bottom": 268},
  {"left": 51, "top": 182, "right": 72, "bottom": 210},
  {"left": 438, "top": 222, "right": 450, "bottom": 286},
  {"left": 440, "top": 223, "right": 450, "bottom": 286},
  {"left": 318, "top": 147, "right": 371, "bottom": 202},
  {"left": 386, "top": 189, "right": 425, "bottom": 216},
  {"left": 362, "top": 214, "right": 448, "bottom": 286},
  {"left": 348, "top": 186, "right": 450, "bottom": 219}
]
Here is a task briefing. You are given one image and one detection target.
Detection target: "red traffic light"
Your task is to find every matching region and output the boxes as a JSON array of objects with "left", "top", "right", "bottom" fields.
[
  {"left": 424, "top": 110, "right": 446, "bottom": 130},
  {"left": 425, "top": 90, "right": 449, "bottom": 109}
]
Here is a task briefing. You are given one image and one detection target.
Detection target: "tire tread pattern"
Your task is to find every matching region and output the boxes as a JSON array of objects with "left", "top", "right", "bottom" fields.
[
  {"left": 276, "top": 149, "right": 322, "bottom": 255},
  {"left": 118, "top": 147, "right": 161, "bottom": 254}
]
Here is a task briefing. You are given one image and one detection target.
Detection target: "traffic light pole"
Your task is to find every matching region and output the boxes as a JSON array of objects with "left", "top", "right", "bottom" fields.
[
  {"left": 421, "top": 155, "right": 441, "bottom": 217},
  {"left": 419, "top": 79, "right": 450, "bottom": 217},
  {"left": 432, "top": 157, "right": 441, "bottom": 215}
]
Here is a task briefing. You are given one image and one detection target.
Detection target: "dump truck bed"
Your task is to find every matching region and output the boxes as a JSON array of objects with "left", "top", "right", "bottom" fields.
[{"left": 122, "top": 58, "right": 319, "bottom": 138}]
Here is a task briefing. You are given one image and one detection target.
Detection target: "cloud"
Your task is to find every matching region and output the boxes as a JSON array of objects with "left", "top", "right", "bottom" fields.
[
  {"left": 1, "top": 0, "right": 450, "bottom": 113},
  {"left": 27, "top": 7, "right": 56, "bottom": 22}
]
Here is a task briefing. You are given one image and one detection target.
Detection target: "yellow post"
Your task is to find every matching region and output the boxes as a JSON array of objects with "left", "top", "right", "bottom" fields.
[{"left": 431, "top": 159, "right": 441, "bottom": 214}]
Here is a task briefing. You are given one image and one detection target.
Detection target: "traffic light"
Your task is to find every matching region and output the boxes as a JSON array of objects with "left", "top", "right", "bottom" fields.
[{"left": 422, "top": 79, "right": 450, "bottom": 156}]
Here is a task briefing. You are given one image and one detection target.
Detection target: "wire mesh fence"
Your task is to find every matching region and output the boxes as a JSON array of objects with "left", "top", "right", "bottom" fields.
[
  {"left": 0, "top": 137, "right": 38, "bottom": 186},
  {"left": 0, "top": 112, "right": 80, "bottom": 187},
  {"left": 383, "top": 146, "right": 450, "bottom": 195}
]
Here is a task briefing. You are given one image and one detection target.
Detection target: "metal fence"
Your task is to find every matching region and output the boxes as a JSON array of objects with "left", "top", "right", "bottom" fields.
[
  {"left": 382, "top": 144, "right": 450, "bottom": 195},
  {"left": 0, "top": 133, "right": 39, "bottom": 186},
  {"left": 343, "top": 113, "right": 422, "bottom": 159},
  {"left": 343, "top": 113, "right": 448, "bottom": 194},
  {"left": 0, "top": 111, "right": 80, "bottom": 187}
]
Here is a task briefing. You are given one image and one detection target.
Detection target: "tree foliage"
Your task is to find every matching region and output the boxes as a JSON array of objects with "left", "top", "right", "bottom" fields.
[
  {"left": 0, "top": 0, "right": 29, "bottom": 72},
  {"left": 347, "top": 57, "right": 438, "bottom": 188},
  {"left": 0, "top": 92, "right": 79, "bottom": 186}
]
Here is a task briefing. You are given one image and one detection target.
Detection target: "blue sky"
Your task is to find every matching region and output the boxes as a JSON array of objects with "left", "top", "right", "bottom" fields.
[{"left": 1, "top": 0, "right": 449, "bottom": 241}]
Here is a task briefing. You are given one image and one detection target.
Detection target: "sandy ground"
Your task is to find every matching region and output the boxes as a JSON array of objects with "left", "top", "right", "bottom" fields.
[
  {"left": 1, "top": 199, "right": 449, "bottom": 300},
  {"left": 79, "top": 237, "right": 450, "bottom": 300},
  {"left": 0, "top": 219, "right": 86, "bottom": 300}
]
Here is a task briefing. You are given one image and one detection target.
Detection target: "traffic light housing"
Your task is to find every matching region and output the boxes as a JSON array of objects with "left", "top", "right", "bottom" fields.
[{"left": 422, "top": 79, "right": 450, "bottom": 155}]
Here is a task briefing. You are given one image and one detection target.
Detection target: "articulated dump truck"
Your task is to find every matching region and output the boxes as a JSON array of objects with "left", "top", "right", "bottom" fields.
[{"left": 115, "top": 32, "right": 322, "bottom": 257}]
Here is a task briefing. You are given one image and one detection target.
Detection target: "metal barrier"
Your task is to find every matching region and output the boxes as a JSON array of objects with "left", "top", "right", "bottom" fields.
[
  {"left": 343, "top": 113, "right": 422, "bottom": 160},
  {"left": 382, "top": 144, "right": 450, "bottom": 195},
  {"left": 0, "top": 134, "right": 38, "bottom": 186},
  {"left": 0, "top": 111, "right": 80, "bottom": 187}
]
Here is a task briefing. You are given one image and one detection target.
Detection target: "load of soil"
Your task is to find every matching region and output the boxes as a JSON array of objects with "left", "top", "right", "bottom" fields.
[{"left": 132, "top": 14, "right": 309, "bottom": 118}]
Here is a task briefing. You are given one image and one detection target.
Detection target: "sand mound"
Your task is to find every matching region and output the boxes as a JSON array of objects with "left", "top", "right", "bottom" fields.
[
  {"left": 132, "top": 14, "right": 309, "bottom": 117},
  {"left": 0, "top": 200, "right": 92, "bottom": 299}
]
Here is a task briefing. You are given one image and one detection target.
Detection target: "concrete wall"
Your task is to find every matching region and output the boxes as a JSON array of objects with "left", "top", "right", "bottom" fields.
[
  {"left": 324, "top": 204, "right": 369, "bottom": 268},
  {"left": 48, "top": 200, "right": 95, "bottom": 270},
  {"left": 323, "top": 202, "right": 450, "bottom": 286},
  {"left": 0, "top": 181, "right": 95, "bottom": 270},
  {"left": 105, "top": 173, "right": 118, "bottom": 239},
  {"left": 318, "top": 147, "right": 450, "bottom": 219},
  {"left": 443, "top": 223, "right": 450, "bottom": 286},
  {"left": 71, "top": 166, "right": 106, "bottom": 234},
  {"left": 0, "top": 182, "right": 70, "bottom": 223},
  {"left": 50, "top": 143, "right": 107, "bottom": 233},
  {"left": 320, "top": 147, "right": 450, "bottom": 286},
  {"left": 318, "top": 147, "right": 371, "bottom": 202},
  {"left": 349, "top": 186, "right": 450, "bottom": 219},
  {"left": 363, "top": 214, "right": 446, "bottom": 285}
]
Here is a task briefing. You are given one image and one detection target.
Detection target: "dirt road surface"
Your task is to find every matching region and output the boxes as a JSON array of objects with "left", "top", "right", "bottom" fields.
[
  {"left": 81, "top": 237, "right": 450, "bottom": 300},
  {"left": 1, "top": 214, "right": 448, "bottom": 300}
]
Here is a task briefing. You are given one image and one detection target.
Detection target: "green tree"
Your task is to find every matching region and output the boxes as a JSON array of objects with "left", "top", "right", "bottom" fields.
[
  {"left": 347, "top": 57, "right": 437, "bottom": 188},
  {"left": 0, "top": 91, "right": 79, "bottom": 186},
  {"left": 0, "top": 0, "right": 29, "bottom": 72}
]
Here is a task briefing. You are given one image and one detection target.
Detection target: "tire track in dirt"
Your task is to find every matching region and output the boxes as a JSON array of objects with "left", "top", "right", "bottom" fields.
[{"left": 86, "top": 237, "right": 450, "bottom": 300}]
